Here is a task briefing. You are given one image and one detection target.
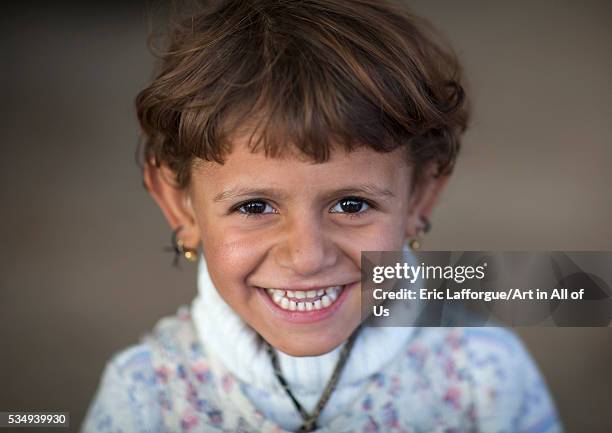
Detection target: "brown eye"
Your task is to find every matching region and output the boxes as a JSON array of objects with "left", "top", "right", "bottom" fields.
[
  {"left": 330, "top": 197, "right": 370, "bottom": 214},
  {"left": 236, "top": 200, "right": 275, "bottom": 215}
]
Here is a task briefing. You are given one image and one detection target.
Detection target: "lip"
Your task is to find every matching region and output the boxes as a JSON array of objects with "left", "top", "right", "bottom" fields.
[
  {"left": 256, "top": 281, "right": 357, "bottom": 324},
  {"left": 254, "top": 282, "right": 356, "bottom": 292}
]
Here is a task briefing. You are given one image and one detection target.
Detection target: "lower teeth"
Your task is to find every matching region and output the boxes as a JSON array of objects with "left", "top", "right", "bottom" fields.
[{"left": 266, "top": 286, "right": 344, "bottom": 311}]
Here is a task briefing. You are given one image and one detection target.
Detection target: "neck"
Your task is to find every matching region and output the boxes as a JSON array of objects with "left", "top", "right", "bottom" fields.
[{"left": 190, "top": 255, "right": 415, "bottom": 394}]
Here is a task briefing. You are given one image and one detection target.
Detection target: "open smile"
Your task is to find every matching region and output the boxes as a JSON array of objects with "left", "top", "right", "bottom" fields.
[
  {"left": 265, "top": 286, "right": 343, "bottom": 311},
  {"left": 256, "top": 282, "right": 357, "bottom": 323}
]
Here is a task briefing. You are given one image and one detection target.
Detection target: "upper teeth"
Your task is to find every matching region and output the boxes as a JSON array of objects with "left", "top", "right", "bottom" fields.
[{"left": 266, "top": 286, "right": 343, "bottom": 311}]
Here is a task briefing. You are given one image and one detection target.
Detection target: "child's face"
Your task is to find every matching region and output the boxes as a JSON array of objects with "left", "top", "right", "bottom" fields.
[
  {"left": 184, "top": 138, "right": 416, "bottom": 357},
  {"left": 146, "top": 132, "right": 445, "bottom": 356}
]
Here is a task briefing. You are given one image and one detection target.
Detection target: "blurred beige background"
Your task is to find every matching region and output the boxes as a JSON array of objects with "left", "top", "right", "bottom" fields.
[{"left": 1, "top": 1, "right": 610, "bottom": 432}]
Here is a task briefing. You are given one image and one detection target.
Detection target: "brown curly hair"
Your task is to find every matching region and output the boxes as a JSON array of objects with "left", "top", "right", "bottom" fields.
[{"left": 136, "top": 0, "right": 469, "bottom": 190}]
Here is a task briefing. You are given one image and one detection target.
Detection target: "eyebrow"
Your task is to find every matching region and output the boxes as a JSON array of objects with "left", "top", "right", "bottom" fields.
[{"left": 213, "top": 184, "right": 396, "bottom": 203}]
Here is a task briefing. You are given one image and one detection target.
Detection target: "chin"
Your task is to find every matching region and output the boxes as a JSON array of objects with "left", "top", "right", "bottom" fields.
[{"left": 277, "top": 343, "right": 339, "bottom": 357}]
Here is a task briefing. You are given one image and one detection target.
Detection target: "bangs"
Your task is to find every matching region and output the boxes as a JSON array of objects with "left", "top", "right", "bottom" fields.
[
  {"left": 137, "top": 0, "right": 468, "bottom": 187},
  {"left": 213, "top": 42, "right": 402, "bottom": 164}
]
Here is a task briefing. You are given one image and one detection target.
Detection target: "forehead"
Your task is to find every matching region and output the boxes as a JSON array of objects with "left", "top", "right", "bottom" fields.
[{"left": 191, "top": 138, "right": 411, "bottom": 193}]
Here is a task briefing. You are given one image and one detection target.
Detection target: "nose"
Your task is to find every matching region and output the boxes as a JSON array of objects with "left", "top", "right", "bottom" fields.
[{"left": 274, "top": 216, "right": 338, "bottom": 277}]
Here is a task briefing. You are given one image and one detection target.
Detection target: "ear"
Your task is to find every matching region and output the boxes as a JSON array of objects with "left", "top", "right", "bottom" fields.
[
  {"left": 405, "top": 166, "right": 451, "bottom": 238},
  {"left": 143, "top": 161, "right": 201, "bottom": 250}
]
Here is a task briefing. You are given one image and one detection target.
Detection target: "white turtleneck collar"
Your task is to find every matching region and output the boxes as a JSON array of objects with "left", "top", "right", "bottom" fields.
[{"left": 190, "top": 251, "right": 415, "bottom": 430}]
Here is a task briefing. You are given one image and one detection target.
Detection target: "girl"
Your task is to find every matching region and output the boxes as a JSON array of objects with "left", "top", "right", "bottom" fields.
[{"left": 82, "top": 1, "right": 563, "bottom": 432}]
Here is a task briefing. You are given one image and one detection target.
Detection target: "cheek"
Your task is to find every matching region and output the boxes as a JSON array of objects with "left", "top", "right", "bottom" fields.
[
  {"left": 201, "top": 228, "right": 267, "bottom": 295},
  {"left": 338, "top": 218, "right": 407, "bottom": 256}
]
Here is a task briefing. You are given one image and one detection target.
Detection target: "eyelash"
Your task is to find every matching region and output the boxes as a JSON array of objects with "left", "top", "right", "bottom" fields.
[
  {"left": 231, "top": 200, "right": 277, "bottom": 219},
  {"left": 231, "top": 196, "right": 376, "bottom": 219},
  {"left": 329, "top": 196, "right": 374, "bottom": 218}
]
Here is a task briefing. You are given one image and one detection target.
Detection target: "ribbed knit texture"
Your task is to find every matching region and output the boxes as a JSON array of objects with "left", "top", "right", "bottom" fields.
[{"left": 191, "top": 254, "right": 415, "bottom": 431}]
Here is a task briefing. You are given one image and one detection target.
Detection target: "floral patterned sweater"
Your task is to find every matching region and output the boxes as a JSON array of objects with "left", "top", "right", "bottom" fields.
[{"left": 81, "top": 305, "right": 563, "bottom": 433}]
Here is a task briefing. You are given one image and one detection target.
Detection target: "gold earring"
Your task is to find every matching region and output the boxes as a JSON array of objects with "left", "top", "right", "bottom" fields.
[
  {"left": 407, "top": 217, "right": 431, "bottom": 250},
  {"left": 176, "top": 238, "right": 198, "bottom": 262},
  {"left": 168, "top": 226, "right": 198, "bottom": 266},
  {"left": 408, "top": 237, "right": 422, "bottom": 250}
]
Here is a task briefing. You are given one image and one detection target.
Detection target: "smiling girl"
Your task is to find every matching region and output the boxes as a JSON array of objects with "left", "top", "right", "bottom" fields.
[{"left": 82, "top": 1, "right": 562, "bottom": 432}]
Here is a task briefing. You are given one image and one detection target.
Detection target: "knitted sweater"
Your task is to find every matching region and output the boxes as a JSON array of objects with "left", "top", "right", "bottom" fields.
[{"left": 81, "top": 257, "right": 563, "bottom": 433}]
